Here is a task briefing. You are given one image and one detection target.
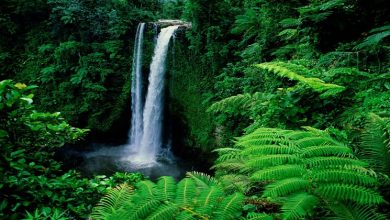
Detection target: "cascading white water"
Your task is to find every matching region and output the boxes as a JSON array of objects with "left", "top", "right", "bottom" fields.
[
  {"left": 129, "top": 23, "right": 145, "bottom": 149},
  {"left": 132, "top": 25, "right": 179, "bottom": 164}
]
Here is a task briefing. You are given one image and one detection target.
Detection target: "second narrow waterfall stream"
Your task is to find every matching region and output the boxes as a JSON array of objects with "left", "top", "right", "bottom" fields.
[{"left": 58, "top": 23, "right": 205, "bottom": 180}]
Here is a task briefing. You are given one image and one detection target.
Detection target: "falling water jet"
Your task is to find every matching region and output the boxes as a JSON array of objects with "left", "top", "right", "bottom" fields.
[
  {"left": 129, "top": 23, "right": 146, "bottom": 151},
  {"left": 132, "top": 25, "right": 180, "bottom": 165}
]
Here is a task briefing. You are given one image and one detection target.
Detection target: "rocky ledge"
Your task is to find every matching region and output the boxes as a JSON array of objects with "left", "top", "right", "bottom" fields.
[{"left": 152, "top": 19, "right": 192, "bottom": 29}]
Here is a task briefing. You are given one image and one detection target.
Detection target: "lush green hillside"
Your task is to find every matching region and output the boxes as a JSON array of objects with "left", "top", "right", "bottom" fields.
[{"left": 1, "top": 0, "right": 389, "bottom": 219}]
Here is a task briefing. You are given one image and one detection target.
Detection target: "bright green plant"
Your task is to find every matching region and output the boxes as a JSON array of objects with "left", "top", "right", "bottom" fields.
[
  {"left": 0, "top": 80, "right": 144, "bottom": 219},
  {"left": 214, "top": 127, "right": 386, "bottom": 219},
  {"left": 90, "top": 172, "right": 245, "bottom": 220},
  {"left": 208, "top": 61, "right": 348, "bottom": 135},
  {"left": 255, "top": 62, "right": 345, "bottom": 98},
  {"left": 359, "top": 113, "right": 390, "bottom": 179}
]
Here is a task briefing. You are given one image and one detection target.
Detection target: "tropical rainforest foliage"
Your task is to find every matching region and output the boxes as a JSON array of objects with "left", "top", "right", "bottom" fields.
[{"left": 1, "top": 0, "right": 390, "bottom": 219}]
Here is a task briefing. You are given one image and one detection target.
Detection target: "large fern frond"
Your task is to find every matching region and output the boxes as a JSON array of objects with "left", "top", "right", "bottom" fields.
[
  {"left": 175, "top": 178, "right": 197, "bottom": 205},
  {"left": 91, "top": 174, "right": 245, "bottom": 220},
  {"left": 263, "top": 178, "right": 310, "bottom": 198},
  {"left": 186, "top": 171, "right": 218, "bottom": 188},
  {"left": 355, "top": 25, "right": 390, "bottom": 49},
  {"left": 155, "top": 176, "right": 176, "bottom": 201},
  {"left": 90, "top": 184, "right": 133, "bottom": 220},
  {"left": 241, "top": 145, "right": 300, "bottom": 156},
  {"left": 251, "top": 165, "right": 306, "bottom": 182},
  {"left": 246, "top": 212, "right": 273, "bottom": 220},
  {"left": 246, "top": 154, "right": 302, "bottom": 169},
  {"left": 306, "top": 157, "right": 367, "bottom": 168},
  {"left": 312, "top": 169, "right": 377, "bottom": 186},
  {"left": 301, "top": 145, "right": 353, "bottom": 157},
  {"left": 360, "top": 113, "right": 390, "bottom": 176},
  {"left": 281, "top": 193, "right": 318, "bottom": 220},
  {"left": 316, "top": 184, "right": 384, "bottom": 205},
  {"left": 136, "top": 180, "right": 156, "bottom": 198},
  {"left": 195, "top": 186, "right": 224, "bottom": 216},
  {"left": 207, "top": 93, "right": 253, "bottom": 114},
  {"left": 214, "top": 193, "right": 245, "bottom": 220},
  {"left": 145, "top": 204, "right": 178, "bottom": 220},
  {"left": 127, "top": 199, "right": 161, "bottom": 220},
  {"left": 327, "top": 203, "right": 387, "bottom": 220},
  {"left": 255, "top": 62, "right": 345, "bottom": 98},
  {"left": 214, "top": 127, "right": 384, "bottom": 219},
  {"left": 218, "top": 174, "right": 251, "bottom": 193}
]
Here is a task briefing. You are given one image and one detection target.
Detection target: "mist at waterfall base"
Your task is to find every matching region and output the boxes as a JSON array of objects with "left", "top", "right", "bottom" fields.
[
  {"left": 65, "top": 142, "right": 201, "bottom": 180},
  {"left": 58, "top": 24, "right": 205, "bottom": 180}
]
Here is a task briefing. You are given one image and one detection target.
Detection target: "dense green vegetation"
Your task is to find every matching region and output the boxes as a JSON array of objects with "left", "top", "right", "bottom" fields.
[{"left": 1, "top": 0, "right": 390, "bottom": 219}]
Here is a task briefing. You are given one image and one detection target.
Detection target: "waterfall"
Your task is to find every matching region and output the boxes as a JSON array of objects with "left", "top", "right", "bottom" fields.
[
  {"left": 129, "top": 23, "right": 146, "bottom": 149},
  {"left": 132, "top": 25, "right": 179, "bottom": 164}
]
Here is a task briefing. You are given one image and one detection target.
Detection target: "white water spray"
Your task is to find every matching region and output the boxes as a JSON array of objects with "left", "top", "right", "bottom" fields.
[{"left": 132, "top": 25, "right": 179, "bottom": 164}]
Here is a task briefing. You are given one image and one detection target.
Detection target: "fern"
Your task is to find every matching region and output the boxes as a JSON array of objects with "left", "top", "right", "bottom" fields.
[
  {"left": 281, "top": 193, "right": 318, "bottom": 220},
  {"left": 251, "top": 165, "right": 306, "bottom": 181},
  {"left": 145, "top": 204, "right": 178, "bottom": 220},
  {"left": 90, "top": 184, "right": 133, "bottom": 220},
  {"left": 301, "top": 145, "right": 353, "bottom": 157},
  {"left": 127, "top": 199, "right": 161, "bottom": 220},
  {"left": 312, "top": 169, "right": 377, "bottom": 186},
  {"left": 355, "top": 25, "right": 390, "bottom": 49},
  {"left": 307, "top": 156, "right": 367, "bottom": 168},
  {"left": 91, "top": 173, "right": 245, "bottom": 220},
  {"left": 246, "top": 212, "right": 273, "bottom": 220},
  {"left": 359, "top": 113, "right": 390, "bottom": 177},
  {"left": 175, "top": 178, "right": 197, "bottom": 205},
  {"left": 186, "top": 171, "right": 218, "bottom": 188},
  {"left": 316, "top": 184, "right": 384, "bottom": 205},
  {"left": 214, "top": 193, "right": 245, "bottom": 220},
  {"left": 327, "top": 203, "right": 388, "bottom": 220},
  {"left": 255, "top": 61, "right": 345, "bottom": 98},
  {"left": 218, "top": 174, "right": 251, "bottom": 193},
  {"left": 156, "top": 176, "right": 176, "bottom": 201},
  {"left": 263, "top": 178, "right": 310, "bottom": 198},
  {"left": 241, "top": 145, "right": 300, "bottom": 156},
  {"left": 214, "top": 128, "right": 384, "bottom": 219},
  {"left": 212, "top": 160, "right": 245, "bottom": 172},
  {"left": 246, "top": 154, "right": 302, "bottom": 169},
  {"left": 208, "top": 93, "right": 253, "bottom": 114}
]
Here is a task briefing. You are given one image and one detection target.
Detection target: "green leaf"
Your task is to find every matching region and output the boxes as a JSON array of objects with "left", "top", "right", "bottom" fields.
[{"left": 0, "top": 129, "right": 8, "bottom": 138}]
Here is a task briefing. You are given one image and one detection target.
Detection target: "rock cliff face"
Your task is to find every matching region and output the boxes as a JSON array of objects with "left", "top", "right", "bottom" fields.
[{"left": 151, "top": 19, "right": 192, "bottom": 29}]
